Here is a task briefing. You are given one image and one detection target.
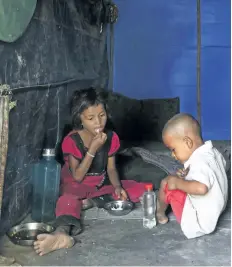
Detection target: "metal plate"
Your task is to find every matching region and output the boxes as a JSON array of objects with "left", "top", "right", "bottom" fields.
[
  {"left": 7, "top": 222, "right": 55, "bottom": 246},
  {"left": 104, "top": 200, "right": 134, "bottom": 216}
]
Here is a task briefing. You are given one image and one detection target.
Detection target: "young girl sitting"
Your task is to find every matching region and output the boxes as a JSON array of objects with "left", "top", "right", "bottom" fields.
[{"left": 34, "top": 88, "right": 147, "bottom": 256}]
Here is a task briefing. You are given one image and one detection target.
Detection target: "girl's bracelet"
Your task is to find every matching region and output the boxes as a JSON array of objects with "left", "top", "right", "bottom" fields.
[{"left": 87, "top": 151, "right": 95, "bottom": 158}]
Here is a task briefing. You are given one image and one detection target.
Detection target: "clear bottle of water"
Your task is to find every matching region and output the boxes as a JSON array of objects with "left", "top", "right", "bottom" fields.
[
  {"left": 143, "top": 184, "right": 157, "bottom": 229},
  {"left": 31, "top": 148, "right": 61, "bottom": 222}
]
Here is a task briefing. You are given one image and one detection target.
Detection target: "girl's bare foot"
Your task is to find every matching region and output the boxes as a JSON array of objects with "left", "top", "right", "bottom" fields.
[
  {"left": 156, "top": 212, "right": 169, "bottom": 224},
  {"left": 33, "top": 232, "right": 75, "bottom": 256}
]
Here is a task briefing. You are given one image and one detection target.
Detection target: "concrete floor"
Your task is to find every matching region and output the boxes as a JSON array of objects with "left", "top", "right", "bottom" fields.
[{"left": 0, "top": 202, "right": 231, "bottom": 266}]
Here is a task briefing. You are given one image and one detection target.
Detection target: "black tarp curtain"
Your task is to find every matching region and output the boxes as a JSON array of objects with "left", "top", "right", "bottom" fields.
[{"left": 0, "top": 0, "right": 114, "bottom": 235}]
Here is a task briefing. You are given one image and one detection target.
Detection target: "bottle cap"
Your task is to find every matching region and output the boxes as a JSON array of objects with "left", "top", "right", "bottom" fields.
[
  {"left": 42, "top": 148, "right": 55, "bottom": 157},
  {"left": 145, "top": 184, "right": 153, "bottom": 191}
]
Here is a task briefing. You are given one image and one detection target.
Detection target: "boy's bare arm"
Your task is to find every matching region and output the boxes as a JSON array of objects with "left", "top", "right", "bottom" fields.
[
  {"left": 177, "top": 179, "right": 208, "bottom": 195},
  {"left": 167, "top": 176, "right": 208, "bottom": 195}
]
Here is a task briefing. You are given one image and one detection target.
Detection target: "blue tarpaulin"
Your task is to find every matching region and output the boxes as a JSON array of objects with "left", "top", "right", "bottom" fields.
[{"left": 113, "top": 0, "right": 230, "bottom": 140}]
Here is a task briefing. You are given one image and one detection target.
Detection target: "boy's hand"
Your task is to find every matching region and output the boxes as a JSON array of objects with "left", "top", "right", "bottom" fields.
[
  {"left": 176, "top": 167, "right": 189, "bottom": 178},
  {"left": 167, "top": 176, "right": 180, "bottom": 190},
  {"left": 115, "top": 186, "right": 128, "bottom": 200}
]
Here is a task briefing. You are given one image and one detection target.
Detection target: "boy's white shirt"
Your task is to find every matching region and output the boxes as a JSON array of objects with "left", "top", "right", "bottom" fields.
[{"left": 180, "top": 140, "right": 228, "bottom": 239}]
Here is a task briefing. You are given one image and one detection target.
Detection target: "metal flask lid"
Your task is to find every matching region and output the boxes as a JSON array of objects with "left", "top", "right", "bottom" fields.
[{"left": 42, "top": 148, "right": 55, "bottom": 157}]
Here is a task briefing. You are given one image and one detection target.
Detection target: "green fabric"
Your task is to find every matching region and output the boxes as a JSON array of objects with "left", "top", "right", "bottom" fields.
[{"left": 0, "top": 0, "right": 37, "bottom": 42}]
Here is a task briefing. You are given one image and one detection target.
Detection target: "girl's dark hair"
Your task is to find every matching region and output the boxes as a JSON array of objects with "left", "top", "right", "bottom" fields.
[{"left": 70, "top": 87, "right": 111, "bottom": 129}]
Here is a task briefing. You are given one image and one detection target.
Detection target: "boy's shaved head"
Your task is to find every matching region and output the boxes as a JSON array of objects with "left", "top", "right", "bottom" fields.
[
  {"left": 162, "top": 113, "right": 202, "bottom": 139},
  {"left": 162, "top": 113, "right": 203, "bottom": 163}
]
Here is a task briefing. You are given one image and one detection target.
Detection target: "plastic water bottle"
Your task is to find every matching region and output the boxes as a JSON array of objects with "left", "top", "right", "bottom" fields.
[
  {"left": 143, "top": 184, "right": 157, "bottom": 229},
  {"left": 31, "top": 149, "right": 61, "bottom": 222}
]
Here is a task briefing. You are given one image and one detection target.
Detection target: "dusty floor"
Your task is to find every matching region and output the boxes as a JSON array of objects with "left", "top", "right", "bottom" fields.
[{"left": 0, "top": 202, "right": 231, "bottom": 266}]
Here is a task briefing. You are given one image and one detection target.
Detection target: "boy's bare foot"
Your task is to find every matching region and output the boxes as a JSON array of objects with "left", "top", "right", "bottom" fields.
[
  {"left": 33, "top": 232, "right": 75, "bottom": 256},
  {"left": 156, "top": 212, "right": 169, "bottom": 224},
  {"left": 156, "top": 195, "right": 169, "bottom": 225}
]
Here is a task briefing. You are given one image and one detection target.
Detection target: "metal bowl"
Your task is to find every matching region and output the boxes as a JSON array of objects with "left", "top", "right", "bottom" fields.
[
  {"left": 7, "top": 222, "right": 55, "bottom": 246},
  {"left": 104, "top": 200, "right": 134, "bottom": 216}
]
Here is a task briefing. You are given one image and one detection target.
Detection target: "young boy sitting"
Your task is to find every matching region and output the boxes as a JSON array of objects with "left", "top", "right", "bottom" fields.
[{"left": 156, "top": 113, "right": 228, "bottom": 239}]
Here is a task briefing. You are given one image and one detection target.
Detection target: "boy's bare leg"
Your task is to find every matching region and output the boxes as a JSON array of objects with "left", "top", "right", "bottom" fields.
[
  {"left": 156, "top": 179, "right": 169, "bottom": 224},
  {"left": 33, "top": 226, "right": 75, "bottom": 256}
]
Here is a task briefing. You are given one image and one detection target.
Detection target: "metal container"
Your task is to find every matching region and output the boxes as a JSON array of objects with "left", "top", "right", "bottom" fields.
[
  {"left": 104, "top": 200, "right": 134, "bottom": 216},
  {"left": 7, "top": 222, "right": 55, "bottom": 246}
]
